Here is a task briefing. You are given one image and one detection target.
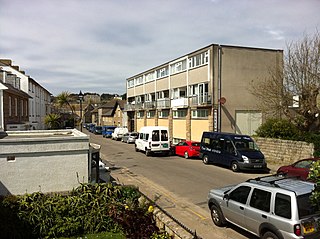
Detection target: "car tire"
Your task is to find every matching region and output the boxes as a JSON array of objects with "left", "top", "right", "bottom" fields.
[
  {"left": 203, "top": 155, "right": 209, "bottom": 164},
  {"left": 145, "top": 149, "right": 151, "bottom": 157},
  {"left": 231, "top": 161, "right": 239, "bottom": 172},
  {"left": 184, "top": 151, "right": 189, "bottom": 159},
  {"left": 135, "top": 146, "right": 139, "bottom": 152},
  {"left": 262, "top": 231, "right": 279, "bottom": 239},
  {"left": 210, "top": 204, "right": 226, "bottom": 227}
]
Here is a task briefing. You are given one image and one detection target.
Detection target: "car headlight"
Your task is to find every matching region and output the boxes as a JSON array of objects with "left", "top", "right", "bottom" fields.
[{"left": 242, "top": 155, "right": 249, "bottom": 163}]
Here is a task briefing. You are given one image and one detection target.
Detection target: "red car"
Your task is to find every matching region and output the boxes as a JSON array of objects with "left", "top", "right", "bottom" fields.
[
  {"left": 277, "top": 157, "right": 320, "bottom": 180},
  {"left": 174, "top": 141, "right": 200, "bottom": 159}
]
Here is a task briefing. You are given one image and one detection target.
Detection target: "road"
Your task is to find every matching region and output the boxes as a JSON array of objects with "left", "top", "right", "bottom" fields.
[{"left": 86, "top": 129, "right": 269, "bottom": 239}]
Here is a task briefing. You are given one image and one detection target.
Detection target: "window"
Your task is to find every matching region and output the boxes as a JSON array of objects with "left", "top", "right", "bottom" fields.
[
  {"left": 137, "top": 111, "right": 144, "bottom": 118},
  {"left": 229, "top": 186, "right": 251, "bottom": 204},
  {"left": 127, "top": 79, "right": 134, "bottom": 88},
  {"left": 159, "top": 110, "right": 169, "bottom": 118},
  {"left": 161, "top": 130, "right": 168, "bottom": 141},
  {"left": 21, "top": 100, "right": 24, "bottom": 116},
  {"left": 192, "top": 109, "right": 208, "bottom": 118},
  {"left": 145, "top": 72, "right": 155, "bottom": 82},
  {"left": 173, "top": 109, "right": 187, "bottom": 118},
  {"left": 14, "top": 98, "right": 18, "bottom": 116},
  {"left": 170, "top": 59, "right": 187, "bottom": 74},
  {"left": 156, "top": 67, "right": 169, "bottom": 78},
  {"left": 147, "top": 111, "right": 155, "bottom": 118},
  {"left": 275, "top": 193, "right": 292, "bottom": 219},
  {"left": 9, "top": 96, "right": 12, "bottom": 116},
  {"left": 135, "top": 76, "right": 144, "bottom": 85},
  {"left": 152, "top": 130, "right": 160, "bottom": 141},
  {"left": 250, "top": 188, "right": 271, "bottom": 212},
  {"left": 188, "top": 51, "right": 209, "bottom": 68}
]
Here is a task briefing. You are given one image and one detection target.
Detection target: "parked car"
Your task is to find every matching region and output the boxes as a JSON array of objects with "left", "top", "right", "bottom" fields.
[
  {"left": 93, "top": 126, "right": 103, "bottom": 135},
  {"left": 173, "top": 140, "right": 200, "bottom": 159},
  {"left": 111, "top": 127, "right": 128, "bottom": 141},
  {"left": 88, "top": 123, "right": 96, "bottom": 133},
  {"left": 277, "top": 157, "right": 320, "bottom": 180},
  {"left": 208, "top": 174, "right": 320, "bottom": 239},
  {"left": 102, "top": 126, "right": 117, "bottom": 138},
  {"left": 135, "top": 126, "right": 170, "bottom": 156},
  {"left": 200, "top": 131, "right": 267, "bottom": 172},
  {"left": 121, "top": 132, "right": 138, "bottom": 143}
]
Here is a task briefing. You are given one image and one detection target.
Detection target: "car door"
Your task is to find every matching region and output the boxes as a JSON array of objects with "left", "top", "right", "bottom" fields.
[
  {"left": 245, "top": 188, "right": 271, "bottom": 235},
  {"left": 176, "top": 142, "right": 187, "bottom": 156},
  {"left": 223, "top": 185, "right": 251, "bottom": 229}
]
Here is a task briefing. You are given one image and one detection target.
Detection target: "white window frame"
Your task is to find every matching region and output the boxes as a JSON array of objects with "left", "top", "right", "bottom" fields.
[
  {"left": 191, "top": 109, "right": 209, "bottom": 118},
  {"left": 159, "top": 110, "right": 169, "bottom": 118},
  {"left": 173, "top": 109, "right": 187, "bottom": 118}
]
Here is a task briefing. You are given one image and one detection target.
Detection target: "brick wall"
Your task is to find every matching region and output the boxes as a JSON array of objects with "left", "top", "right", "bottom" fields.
[{"left": 254, "top": 137, "right": 314, "bottom": 166}]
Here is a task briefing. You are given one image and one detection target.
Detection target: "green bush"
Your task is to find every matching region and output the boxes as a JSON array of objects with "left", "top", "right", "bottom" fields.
[
  {"left": 255, "top": 118, "right": 300, "bottom": 139},
  {"left": 0, "top": 183, "right": 167, "bottom": 239}
]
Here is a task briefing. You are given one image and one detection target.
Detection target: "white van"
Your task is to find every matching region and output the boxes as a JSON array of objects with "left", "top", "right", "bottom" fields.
[
  {"left": 111, "top": 127, "right": 128, "bottom": 141},
  {"left": 135, "top": 126, "right": 170, "bottom": 156}
]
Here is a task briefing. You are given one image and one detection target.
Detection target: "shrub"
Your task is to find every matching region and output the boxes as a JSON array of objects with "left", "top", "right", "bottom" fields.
[
  {"left": 255, "top": 118, "right": 300, "bottom": 139},
  {"left": 0, "top": 183, "right": 165, "bottom": 239}
]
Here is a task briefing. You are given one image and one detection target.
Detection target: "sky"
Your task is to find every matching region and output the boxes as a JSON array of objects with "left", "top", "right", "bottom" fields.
[{"left": 0, "top": 0, "right": 319, "bottom": 96}]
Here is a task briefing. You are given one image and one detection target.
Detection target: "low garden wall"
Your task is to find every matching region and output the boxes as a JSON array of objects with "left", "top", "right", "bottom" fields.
[{"left": 254, "top": 137, "right": 314, "bottom": 166}]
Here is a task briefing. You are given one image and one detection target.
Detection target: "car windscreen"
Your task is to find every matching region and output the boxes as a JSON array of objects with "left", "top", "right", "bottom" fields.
[
  {"left": 130, "top": 133, "right": 138, "bottom": 137},
  {"left": 233, "top": 136, "right": 260, "bottom": 152},
  {"left": 191, "top": 142, "right": 200, "bottom": 147},
  {"left": 95, "top": 126, "right": 102, "bottom": 130},
  {"left": 297, "top": 193, "right": 320, "bottom": 219}
]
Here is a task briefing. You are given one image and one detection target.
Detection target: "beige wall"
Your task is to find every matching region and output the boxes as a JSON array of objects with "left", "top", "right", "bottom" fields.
[
  {"left": 145, "top": 81, "right": 155, "bottom": 93},
  {"left": 136, "top": 119, "right": 145, "bottom": 132},
  {"left": 146, "top": 118, "right": 156, "bottom": 126},
  {"left": 158, "top": 119, "right": 169, "bottom": 128},
  {"left": 127, "top": 88, "right": 135, "bottom": 98},
  {"left": 188, "top": 65, "right": 209, "bottom": 85},
  {"left": 156, "top": 77, "right": 169, "bottom": 91},
  {"left": 173, "top": 119, "right": 186, "bottom": 139},
  {"left": 135, "top": 85, "right": 144, "bottom": 95},
  {"left": 190, "top": 119, "right": 210, "bottom": 141},
  {"left": 170, "top": 72, "right": 187, "bottom": 88}
]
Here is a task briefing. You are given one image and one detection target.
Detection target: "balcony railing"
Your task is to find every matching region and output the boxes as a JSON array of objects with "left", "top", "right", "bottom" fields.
[
  {"left": 190, "top": 93, "right": 212, "bottom": 106},
  {"left": 156, "top": 98, "right": 170, "bottom": 109},
  {"left": 171, "top": 97, "right": 189, "bottom": 108},
  {"left": 124, "top": 103, "right": 135, "bottom": 111},
  {"left": 144, "top": 101, "right": 156, "bottom": 109}
]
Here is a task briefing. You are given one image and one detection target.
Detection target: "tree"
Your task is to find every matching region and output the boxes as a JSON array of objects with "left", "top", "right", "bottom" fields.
[
  {"left": 308, "top": 160, "right": 320, "bottom": 210},
  {"left": 44, "top": 113, "right": 61, "bottom": 129},
  {"left": 251, "top": 30, "right": 320, "bottom": 132},
  {"left": 55, "top": 91, "right": 75, "bottom": 114}
]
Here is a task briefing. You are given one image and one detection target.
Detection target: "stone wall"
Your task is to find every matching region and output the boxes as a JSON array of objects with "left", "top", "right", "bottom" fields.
[{"left": 254, "top": 137, "right": 314, "bottom": 166}]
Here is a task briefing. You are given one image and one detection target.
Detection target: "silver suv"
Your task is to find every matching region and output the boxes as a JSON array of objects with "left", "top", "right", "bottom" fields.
[{"left": 207, "top": 175, "right": 320, "bottom": 239}]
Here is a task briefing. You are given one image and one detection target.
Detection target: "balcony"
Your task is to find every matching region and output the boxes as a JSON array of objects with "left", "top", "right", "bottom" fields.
[
  {"left": 190, "top": 93, "right": 212, "bottom": 106},
  {"left": 124, "top": 103, "right": 135, "bottom": 111},
  {"left": 144, "top": 101, "right": 156, "bottom": 110},
  {"left": 156, "top": 98, "right": 170, "bottom": 109},
  {"left": 171, "top": 97, "right": 188, "bottom": 109}
]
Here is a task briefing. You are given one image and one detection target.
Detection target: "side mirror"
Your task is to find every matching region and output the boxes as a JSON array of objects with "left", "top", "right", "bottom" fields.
[{"left": 223, "top": 193, "right": 229, "bottom": 200}]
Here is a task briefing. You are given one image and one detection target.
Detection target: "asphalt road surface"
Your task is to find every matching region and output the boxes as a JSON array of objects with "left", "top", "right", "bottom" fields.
[{"left": 86, "top": 129, "right": 269, "bottom": 239}]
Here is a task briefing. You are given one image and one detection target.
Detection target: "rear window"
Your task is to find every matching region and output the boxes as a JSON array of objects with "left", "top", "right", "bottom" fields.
[
  {"left": 297, "top": 193, "right": 320, "bottom": 219},
  {"left": 131, "top": 133, "right": 138, "bottom": 137}
]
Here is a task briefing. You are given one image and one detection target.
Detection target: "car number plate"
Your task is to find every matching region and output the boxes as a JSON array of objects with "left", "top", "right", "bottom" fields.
[
  {"left": 162, "top": 143, "right": 168, "bottom": 148},
  {"left": 303, "top": 222, "right": 315, "bottom": 234},
  {"left": 254, "top": 165, "right": 262, "bottom": 168}
]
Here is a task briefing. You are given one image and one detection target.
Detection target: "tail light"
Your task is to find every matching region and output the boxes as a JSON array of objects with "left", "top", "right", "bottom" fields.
[{"left": 294, "top": 224, "right": 301, "bottom": 236}]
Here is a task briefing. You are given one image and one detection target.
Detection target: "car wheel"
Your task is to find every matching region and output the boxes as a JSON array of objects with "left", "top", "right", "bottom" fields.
[
  {"left": 203, "top": 155, "right": 209, "bottom": 164},
  {"left": 210, "top": 205, "right": 226, "bottom": 227},
  {"left": 145, "top": 149, "right": 151, "bottom": 157},
  {"left": 231, "top": 161, "right": 239, "bottom": 172},
  {"left": 135, "top": 146, "right": 139, "bottom": 152},
  {"left": 262, "top": 231, "right": 279, "bottom": 239},
  {"left": 184, "top": 151, "right": 189, "bottom": 159}
]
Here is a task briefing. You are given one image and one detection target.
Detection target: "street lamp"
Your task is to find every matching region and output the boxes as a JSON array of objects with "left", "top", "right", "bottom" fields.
[{"left": 79, "top": 90, "right": 84, "bottom": 132}]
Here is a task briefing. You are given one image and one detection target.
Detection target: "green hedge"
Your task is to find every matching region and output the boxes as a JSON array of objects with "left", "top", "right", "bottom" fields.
[
  {"left": 0, "top": 183, "right": 171, "bottom": 239},
  {"left": 255, "top": 118, "right": 320, "bottom": 157}
]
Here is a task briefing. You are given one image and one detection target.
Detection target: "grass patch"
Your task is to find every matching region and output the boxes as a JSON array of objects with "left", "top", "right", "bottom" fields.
[{"left": 59, "top": 231, "right": 126, "bottom": 239}]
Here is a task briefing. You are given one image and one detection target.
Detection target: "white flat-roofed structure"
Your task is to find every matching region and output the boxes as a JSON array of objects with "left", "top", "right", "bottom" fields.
[{"left": 0, "top": 129, "right": 90, "bottom": 195}]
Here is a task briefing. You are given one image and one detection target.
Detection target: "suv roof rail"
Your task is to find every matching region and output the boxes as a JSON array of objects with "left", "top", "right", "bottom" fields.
[{"left": 246, "top": 174, "right": 301, "bottom": 188}]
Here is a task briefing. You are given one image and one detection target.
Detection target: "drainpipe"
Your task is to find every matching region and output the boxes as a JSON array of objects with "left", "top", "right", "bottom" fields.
[{"left": 217, "top": 45, "right": 222, "bottom": 132}]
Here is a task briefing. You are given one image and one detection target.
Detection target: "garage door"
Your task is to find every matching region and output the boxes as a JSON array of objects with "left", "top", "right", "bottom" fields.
[{"left": 235, "top": 111, "right": 262, "bottom": 135}]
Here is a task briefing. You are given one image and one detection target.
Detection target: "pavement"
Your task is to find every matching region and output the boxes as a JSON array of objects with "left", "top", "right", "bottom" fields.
[{"left": 99, "top": 152, "right": 282, "bottom": 239}]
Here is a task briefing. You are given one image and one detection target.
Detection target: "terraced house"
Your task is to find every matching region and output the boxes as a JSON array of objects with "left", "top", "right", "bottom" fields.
[{"left": 125, "top": 44, "right": 283, "bottom": 142}]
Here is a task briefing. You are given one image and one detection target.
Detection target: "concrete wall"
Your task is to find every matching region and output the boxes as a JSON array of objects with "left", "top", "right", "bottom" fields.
[
  {"left": 0, "top": 129, "right": 89, "bottom": 195},
  {"left": 255, "top": 137, "right": 314, "bottom": 166}
]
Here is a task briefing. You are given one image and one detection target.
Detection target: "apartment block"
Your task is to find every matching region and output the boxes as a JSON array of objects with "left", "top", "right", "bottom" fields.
[{"left": 125, "top": 44, "right": 283, "bottom": 142}]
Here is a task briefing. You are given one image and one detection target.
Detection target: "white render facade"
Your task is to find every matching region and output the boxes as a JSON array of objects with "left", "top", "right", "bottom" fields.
[
  {"left": 1, "top": 64, "right": 51, "bottom": 130},
  {"left": 0, "top": 129, "right": 90, "bottom": 195}
]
